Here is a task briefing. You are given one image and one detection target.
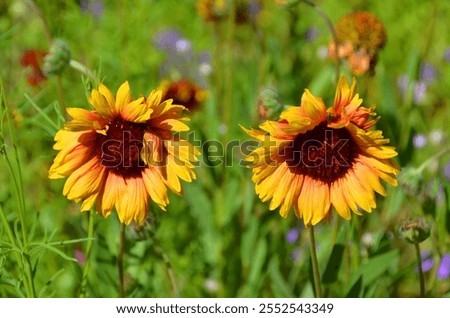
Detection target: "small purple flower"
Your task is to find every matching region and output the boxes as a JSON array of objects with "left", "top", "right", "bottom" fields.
[
  {"left": 286, "top": 228, "right": 299, "bottom": 244},
  {"left": 175, "top": 38, "right": 192, "bottom": 53},
  {"left": 413, "top": 81, "right": 427, "bottom": 104},
  {"left": 412, "top": 134, "right": 427, "bottom": 149},
  {"left": 248, "top": 0, "right": 262, "bottom": 19},
  {"left": 198, "top": 51, "right": 211, "bottom": 64},
  {"left": 437, "top": 254, "right": 450, "bottom": 280},
  {"left": 153, "top": 28, "right": 182, "bottom": 51},
  {"left": 291, "top": 248, "right": 301, "bottom": 261},
  {"left": 443, "top": 47, "right": 450, "bottom": 63},
  {"left": 304, "top": 27, "right": 320, "bottom": 42},
  {"left": 418, "top": 250, "right": 434, "bottom": 273},
  {"left": 80, "top": 0, "right": 104, "bottom": 19},
  {"left": 74, "top": 249, "right": 86, "bottom": 265},
  {"left": 397, "top": 75, "right": 409, "bottom": 97},
  {"left": 436, "top": 182, "right": 444, "bottom": 205},
  {"left": 419, "top": 62, "right": 437, "bottom": 83},
  {"left": 444, "top": 161, "right": 450, "bottom": 182}
]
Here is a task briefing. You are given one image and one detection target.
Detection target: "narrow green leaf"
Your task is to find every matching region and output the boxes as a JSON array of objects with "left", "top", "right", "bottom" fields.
[
  {"left": 322, "top": 243, "right": 345, "bottom": 284},
  {"left": 268, "top": 257, "right": 294, "bottom": 297}
]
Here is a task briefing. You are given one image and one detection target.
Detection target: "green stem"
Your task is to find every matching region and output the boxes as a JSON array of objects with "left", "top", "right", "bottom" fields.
[
  {"left": 414, "top": 242, "right": 425, "bottom": 297},
  {"left": 1, "top": 79, "right": 35, "bottom": 297},
  {"left": 69, "top": 60, "right": 99, "bottom": 84},
  {"left": 416, "top": 147, "right": 450, "bottom": 174},
  {"left": 223, "top": 0, "right": 236, "bottom": 139},
  {"left": 79, "top": 210, "right": 95, "bottom": 298},
  {"left": 301, "top": 0, "right": 340, "bottom": 84},
  {"left": 25, "top": 0, "right": 52, "bottom": 44},
  {"left": 118, "top": 223, "right": 126, "bottom": 297},
  {"left": 308, "top": 226, "right": 322, "bottom": 297},
  {"left": 0, "top": 205, "right": 33, "bottom": 297},
  {"left": 56, "top": 76, "right": 66, "bottom": 117}
]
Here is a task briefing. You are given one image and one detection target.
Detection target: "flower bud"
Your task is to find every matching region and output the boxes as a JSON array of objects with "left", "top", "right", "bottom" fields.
[
  {"left": 257, "top": 87, "right": 283, "bottom": 120},
  {"left": 398, "top": 167, "right": 422, "bottom": 197},
  {"left": 398, "top": 218, "right": 431, "bottom": 244},
  {"left": 43, "top": 38, "right": 71, "bottom": 76}
]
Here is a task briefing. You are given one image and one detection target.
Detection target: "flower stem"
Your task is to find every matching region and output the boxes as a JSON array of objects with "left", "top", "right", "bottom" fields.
[
  {"left": 301, "top": 0, "right": 340, "bottom": 84},
  {"left": 69, "top": 60, "right": 99, "bottom": 84},
  {"left": 79, "top": 210, "right": 95, "bottom": 298},
  {"left": 414, "top": 242, "right": 426, "bottom": 297},
  {"left": 308, "top": 226, "right": 322, "bottom": 297},
  {"left": 118, "top": 222, "right": 126, "bottom": 297}
]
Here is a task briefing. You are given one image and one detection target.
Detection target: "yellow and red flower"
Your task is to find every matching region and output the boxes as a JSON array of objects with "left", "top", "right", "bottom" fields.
[
  {"left": 20, "top": 49, "right": 47, "bottom": 86},
  {"left": 196, "top": 0, "right": 227, "bottom": 22},
  {"left": 242, "top": 77, "right": 399, "bottom": 226},
  {"left": 49, "top": 82, "right": 200, "bottom": 224},
  {"left": 159, "top": 79, "right": 208, "bottom": 112},
  {"left": 329, "top": 11, "right": 386, "bottom": 75}
]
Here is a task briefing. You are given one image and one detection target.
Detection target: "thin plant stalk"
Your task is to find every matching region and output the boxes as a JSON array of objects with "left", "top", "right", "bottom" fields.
[
  {"left": 222, "top": 0, "right": 236, "bottom": 139},
  {"left": 300, "top": 0, "right": 340, "bottom": 84},
  {"left": 118, "top": 223, "right": 126, "bottom": 297},
  {"left": 69, "top": 60, "right": 99, "bottom": 85},
  {"left": 79, "top": 210, "right": 95, "bottom": 298},
  {"left": 0, "top": 205, "right": 34, "bottom": 297},
  {"left": 308, "top": 226, "right": 322, "bottom": 297},
  {"left": 1, "top": 79, "right": 36, "bottom": 297},
  {"left": 414, "top": 242, "right": 426, "bottom": 297}
]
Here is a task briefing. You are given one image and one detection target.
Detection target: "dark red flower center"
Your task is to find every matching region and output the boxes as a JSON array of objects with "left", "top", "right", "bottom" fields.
[
  {"left": 284, "top": 122, "right": 357, "bottom": 183},
  {"left": 96, "top": 118, "right": 147, "bottom": 177}
]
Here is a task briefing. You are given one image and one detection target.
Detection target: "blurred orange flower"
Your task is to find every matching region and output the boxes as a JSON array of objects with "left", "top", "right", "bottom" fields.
[{"left": 20, "top": 50, "right": 47, "bottom": 86}]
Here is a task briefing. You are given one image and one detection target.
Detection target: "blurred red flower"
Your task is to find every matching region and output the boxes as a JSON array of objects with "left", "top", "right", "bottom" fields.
[{"left": 20, "top": 49, "right": 48, "bottom": 86}]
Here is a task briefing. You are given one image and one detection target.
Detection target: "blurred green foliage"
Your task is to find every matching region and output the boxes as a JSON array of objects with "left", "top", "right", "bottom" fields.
[{"left": 0, "top": 0, "right": 449, "bottom": 297}]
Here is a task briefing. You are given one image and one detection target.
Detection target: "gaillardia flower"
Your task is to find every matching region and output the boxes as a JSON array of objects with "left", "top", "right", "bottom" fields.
[
  {"left": 49, "top": 82, "right": 200, "bottom": 224},
  {"left": 242, "top": 77, "right": 399, "bottom": 226},
  {"left": 329, "top": 11, "right": 386, "bottom": 75},
  {"left": 159, "top": 79, "right": 208, "bottom": 112},
  {"left": 196, "top": 0, "right": 227, "bottom": 22},
  {"left": 20, "top": 49, "right": 47, "bottom": 86}
]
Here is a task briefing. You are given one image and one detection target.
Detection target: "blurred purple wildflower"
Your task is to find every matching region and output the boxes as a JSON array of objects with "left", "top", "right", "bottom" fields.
[
  {"left": 397, "top": 75, "right": 409, "bottom": 97},
  {"left": 198, "top": 51, "right": 212, "bottom": 64},
  {"left": 437, "top": 254, "right": 450, "bottom": 280},
  {"left": 419, "top": 62, "right": 437, "bottom": 83},
  {"left": 74, "top": 249, "right": 86, "bottom": 265},
  {"left": 413, "top": 81, "right": 427, "bottom": 104},
  {"left": 248, "top": 0, "right": 262, "bottom": 19},
  {"left": 305, "top": 27, "right": 320, "bottom": 42},
  {"left": 444, "top": 47, "right": 450, "bottom": 63},
  {"left": 153, "top": 28, "right": 211, "bottom": 87},
  {"left": 80, "top": 0, "right": 104, "bottom": 19},
  {"left": 412, "top": 134, "right": 427, "bottom": 149},
  {"left": 417, "top": 250, "right": 434, "bottom": 273},
  {"left": 175, "top": 38, "right": 192, "bottom": 53},
  {"left": 286, "top": 228, "right": 299, "bottom": 244},
  {"left": 444, "top": 161, "right": 450, "bottom": 182},
  {"left": 153, "top": 29, "right": 182, "bottom": 51},
  {"left": 436, "top": 182, "right": 444, "bottom": 205},
  {"left": 291, "top": 248, "right": 301, "bottom": 261}
]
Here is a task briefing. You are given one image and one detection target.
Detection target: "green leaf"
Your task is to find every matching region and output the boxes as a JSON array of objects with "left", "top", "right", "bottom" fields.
[
  {"left": 345, "top": 249, "right": 399, "bottom": 296},
  {"left": 30, "top": 244, "right": 77, "bottom": 262},
  {"left": 346, "top": 276, "right": 363, "bottom": 297},
  {"left": 268, "top": 257, "right": 294, "bottom": 297},
  {"left": 322, "top": 243, "right": 345, "bottom": 284},
  {"left": 239, "top": 237, "right": 267, "bottom": 297}
]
